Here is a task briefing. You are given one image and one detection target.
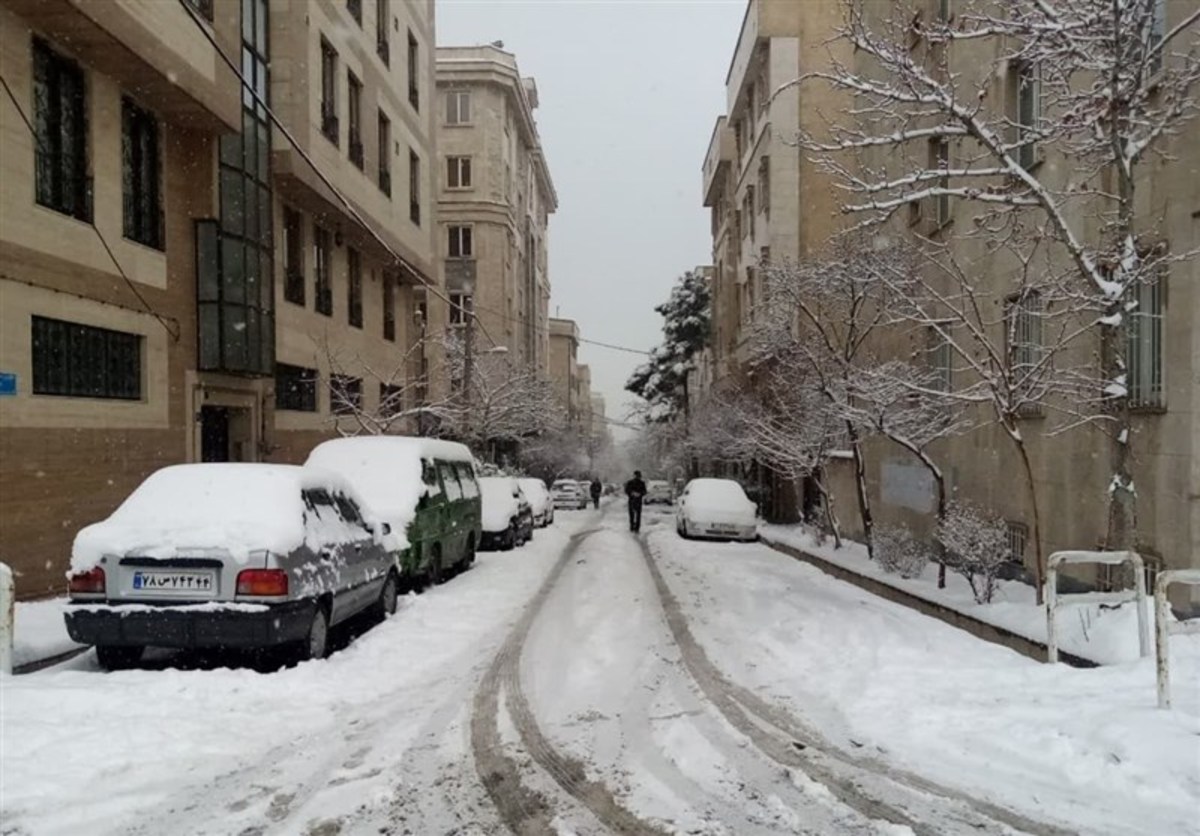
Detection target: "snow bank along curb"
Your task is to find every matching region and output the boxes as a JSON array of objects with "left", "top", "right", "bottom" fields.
[{"left": 759, "top": 533, "right": 1099, "bottom": 669}]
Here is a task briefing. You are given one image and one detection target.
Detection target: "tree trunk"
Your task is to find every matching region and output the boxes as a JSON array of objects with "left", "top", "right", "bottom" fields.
[
  {"left": 813, "top": 470, "right": 843, "bottom": 549},
  {"left": 846, "top": 422, "right": 874, "bottom": 559},
  {"left": 1014, "top": 432, "right": 1046, "bottom": 605}
]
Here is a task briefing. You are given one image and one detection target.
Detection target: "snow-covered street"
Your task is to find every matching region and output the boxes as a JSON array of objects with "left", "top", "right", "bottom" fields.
[{"left": 2, "top": 504, "right": 1196, "bottom": 836}]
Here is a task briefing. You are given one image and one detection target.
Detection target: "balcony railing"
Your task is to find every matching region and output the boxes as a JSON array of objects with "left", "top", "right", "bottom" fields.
[{"left": 320, "top": 103, "right": 339, "bottom": 145}]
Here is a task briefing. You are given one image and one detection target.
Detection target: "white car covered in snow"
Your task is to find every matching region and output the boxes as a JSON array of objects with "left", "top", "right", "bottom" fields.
[
  {"left": 518, "top": 478, "right": 554, "bottom": 527},
  {"left": 551, "top": 479, "right": 589, "bottom": 510},
  {"left": 675, "top": 478, "right": 759, "bottom": 542},
  {"left": 479, "top": 477, "right": 535, "bottom": 550},
  {"left": 64, "top": 464, "right": 397, "bottom": 670}
]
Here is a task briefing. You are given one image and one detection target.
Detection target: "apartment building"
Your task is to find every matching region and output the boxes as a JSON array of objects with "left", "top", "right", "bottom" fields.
[
  {"left": 268, "top": 0, "right": 440, "bottom": 460},
  {"left": 701, "top": 0, "right": 847, "bottom": 383},
  {"left": 435, "top": 45, "right": 556, "bottom": 373},
  {"left": 575, "top": 363, "right": 593, "bottom": 434},
  {"left": 0, "top": 0, "right": 241, "bottom": 595},
  {"left": 548, "top": 316, "right": 580, "bottom": 423},
  {"left": 0, "top": 0, "right": 442, "bottom": 597}
]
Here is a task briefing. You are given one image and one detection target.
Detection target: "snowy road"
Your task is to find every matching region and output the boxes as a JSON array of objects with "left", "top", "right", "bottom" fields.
[{"left": 2, "top": 504, "right": 1196, "bottom": 835}]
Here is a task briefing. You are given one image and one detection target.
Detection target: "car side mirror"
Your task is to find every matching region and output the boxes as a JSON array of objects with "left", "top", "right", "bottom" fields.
[{"left": 379, "top": 522, "right": 391, "bottom": 536}]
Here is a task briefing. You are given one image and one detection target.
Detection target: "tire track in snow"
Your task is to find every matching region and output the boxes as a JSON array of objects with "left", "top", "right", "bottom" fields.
[
  {"left": 638, "top": 532, "right": 1078, "bottom": 836},
  {"left": 471, "top": 526, "right": 672, "bottom": 836}
]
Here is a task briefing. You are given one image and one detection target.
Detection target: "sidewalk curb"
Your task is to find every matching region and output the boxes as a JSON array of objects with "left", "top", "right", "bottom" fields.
[
  {"left": 12, "top": 645, "right": 89, "bottom": 675},
  {"left": 760, "top": 535, "right": 1099, "bottom": 670}
]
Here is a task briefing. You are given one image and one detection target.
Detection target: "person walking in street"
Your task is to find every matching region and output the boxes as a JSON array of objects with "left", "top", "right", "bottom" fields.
[
  {"left": 625, "top": 470, "right": 647, "bottom": 533},
  {"left": 590, "top": 477, "right": 603, "bottom": 510}
]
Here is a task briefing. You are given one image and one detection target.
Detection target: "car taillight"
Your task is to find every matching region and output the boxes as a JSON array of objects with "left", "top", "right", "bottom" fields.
[
  {"left": 236, "top": 569, "right": 288, "bottom": 596},
  {"left": 68, "top": 566, "right": 105, "bottom": 595}
]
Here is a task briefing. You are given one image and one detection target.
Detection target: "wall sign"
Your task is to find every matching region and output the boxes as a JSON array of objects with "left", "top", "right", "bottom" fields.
[{"left": 0, "top": 373, "right": 16, "bottom": 396}]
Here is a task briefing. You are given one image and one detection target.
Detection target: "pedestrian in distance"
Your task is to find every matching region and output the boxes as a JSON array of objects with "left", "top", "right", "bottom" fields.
[
  {"left": 625, "top": 470, "right": 647, "bottom": 533},
  {"left": 590, "top": 477, "right": 603, "bottom": 510}
]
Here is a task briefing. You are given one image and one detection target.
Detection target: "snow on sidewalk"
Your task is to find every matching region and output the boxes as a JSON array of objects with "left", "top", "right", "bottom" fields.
[
  {"left": 11, "top": 596, "right": 84, "bottom": 669},
  {"left": 761, "top": 524, "right": 1161, "bottom": 664},
  {"left": 648, "top": 527, "right": 1200, "bottom": 836}
]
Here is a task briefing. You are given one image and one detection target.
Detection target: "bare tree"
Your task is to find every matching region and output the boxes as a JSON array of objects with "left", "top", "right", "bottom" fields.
[
  {"left": 782, "top": 0, "right": 1199, "bottom": 578},
  {"left": 319, "top": 335, "right": 442, "bottom": 437}
]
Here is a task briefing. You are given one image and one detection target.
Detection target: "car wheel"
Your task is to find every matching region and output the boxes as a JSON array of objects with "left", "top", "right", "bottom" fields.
[
  {"left": 96, "top": 644, "right": 143, "bottom": 671},
  {"left": 678, "top": 520, "right": 690, "bottom": 540},
  {"left": 375, "top": 570, "right": 399, "bottom": 618},
  {"left": 428, "top": 545, "right": 444, "bottom": 585},
  {"left": 503, "top": 523, "right": 517, "bottom": 551},
  {"left": 298, "top": 604, "right": 329, "bottom": 662}
]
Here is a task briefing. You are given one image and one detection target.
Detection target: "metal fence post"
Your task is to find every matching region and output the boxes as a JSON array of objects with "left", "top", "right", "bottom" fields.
[
  {"left": 1045, "top": 551, "right": 1148, "bottom": 665},
  {"left": 0, "top": 562, "right": 13, "bottom": 676},
  {"left": 1155, "top": 569, "right": 1200, "bottom": 710}
]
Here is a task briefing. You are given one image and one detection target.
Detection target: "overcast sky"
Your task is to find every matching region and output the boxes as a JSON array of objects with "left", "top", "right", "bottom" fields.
[{"left": 438, "top": 0, "right": 745, "bottom": 433}]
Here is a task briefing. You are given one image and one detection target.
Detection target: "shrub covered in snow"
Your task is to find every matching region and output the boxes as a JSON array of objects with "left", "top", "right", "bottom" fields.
[
  {"left": 935, "top": 502, "right": 1010, "bottom": 604},
  {"left": 875, "top": 525, "right": 930, "bottom": 579}
]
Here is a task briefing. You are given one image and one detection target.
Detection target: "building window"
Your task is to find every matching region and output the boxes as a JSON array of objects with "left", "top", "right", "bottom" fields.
[
  {"left": 743, "top": 187, "right": 755, "bottom": 235},
  {"left": 383, "top": 274, "right": 395, "bottom": 341},
  {"left": 347, "top": 0, "right": 361, "bottom": 25},
  {"left": 928, "top": 325, "right": 952, "bottom": 392},
  {"left": 377, "top": 109, "right": 391, "bottom": 195},
  {"left": 409, "top": 149, "right": 421, "bottom": 225},
  {"left": 347, "top": 247, "right": 363, "bottom": 328},
  {"left": 1148, "top": 0, "right": 1166, "bottom": 75},
  {"left": 449, "top": 292, "right": 472, "bottom": 326},
  {"left": 320, "top": 39, "right": 338, "bottom": 144},
  {"left": 32, "top": 38, "right": 91, "bottom": 223},
  {"left": 184, "top": 0, "right": 214, "bottom": 21},
  {"left": 937, "top": 0, "right": 951, "bottom": 22},
  {"left": 330, "top": 374, "right": 362, "bottom": 416},
  {"left": 445, "top": 90, "right": 471, "bottom": 125},
  {"left": 447, "top": 156, "right": 472, "bottom": 189},
  {"left": 376, "top": 0, "right": 390, "bottom": 65},
  {"left": 758, "top": 156, "right": 770, "bottom": 217},
  {"left": 1005, "top": 521, "right": 1027, "bottom": 564},
  {"left": 379, "top": 383, "right": 403, "bottom": 417},
  {"left": 276, "top": 363, "right": 317, "bottom": 411},
  {"left": 199, "top": 0, "right": 274, "bottom": 378},
  {"left": 1006, "top": 290, "right": 1043, "bottom": 416},
  {"left": 121, "top": 97, "right": 163, "bottom": 249},
  {"left": 1016, "top": 62, "right": 1041, "bottom": 170},
  {"left": 1127, "top": 272, "right": 1164, "bottom": 408},
  {"left": 283, "top": 206, "right": 305, "bottom": 305},
  {"left": 31, "top": 316, "right": 141, "bottom": 400},
  {"left": 932, "top": 137, "right": 950, "bottom": 227},
  {"left": 314, "top": 224, "right": 332, "bottom": 316},
  {"left": 448, "top": 225, "right": 473, "bottom": 258},
  {"left": 347, "top": 72, "right": 363, "bottom": 169},
  {"left": 407, "top": 29, "right": 419, "bottom": 110}
]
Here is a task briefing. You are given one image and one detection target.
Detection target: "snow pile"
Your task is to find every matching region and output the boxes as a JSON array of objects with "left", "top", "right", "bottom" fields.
[
  {"left": 762, "top": 524, "right": 1165, "bottom": 664},
  {"left": 479, "top": 477, "right": 520, "bottom": 532},
  {"left": 71, "top": 464, "right": 363, "bottom": 572},
  {"left": 648, "top": 529, "right": 1200, "bottom": 836},
  {"left": 12, "top": 598, "right": 84, "bottom": 668}
]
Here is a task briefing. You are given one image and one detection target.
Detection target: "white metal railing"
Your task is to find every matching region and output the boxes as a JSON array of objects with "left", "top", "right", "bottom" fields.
[
  {"left": 0, "top": 562, "right": 13, "bottom": 675},
  {"left": 1155, "top": 569, "right": 1200, "bottom": 710},
  {"left": 1045, "top": 550, "right": 1150, "bottom": 664}
]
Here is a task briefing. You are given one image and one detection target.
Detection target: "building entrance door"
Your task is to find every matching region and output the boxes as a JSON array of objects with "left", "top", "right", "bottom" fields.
[{"left": 200, "top": 406, "right": 231, "bottom": 462}]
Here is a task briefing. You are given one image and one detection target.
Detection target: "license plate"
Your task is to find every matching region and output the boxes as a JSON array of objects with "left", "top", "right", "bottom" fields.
[
  {"left": 131, "top": 570, "right": 215, "bottom": 596},
  {"left": 711, "top": 524, "right": 738, "bottom": 533}
]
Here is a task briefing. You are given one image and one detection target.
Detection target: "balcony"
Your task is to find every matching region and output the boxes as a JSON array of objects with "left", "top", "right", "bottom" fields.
[{"left": 702, "top": 117, "right": 734, "bottom": 207}]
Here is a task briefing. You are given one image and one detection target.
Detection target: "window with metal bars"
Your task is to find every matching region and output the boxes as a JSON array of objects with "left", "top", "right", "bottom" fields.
[
  {"left": 1016, "top": 62, "right": 1041, "bottom": 170},
  {"left": 409, "top": 149, "right": 421, "bottom": 225},
  {"left": 927, "top": 325, "right": 953, "bottom": 392},
  {"left": 407, "top": 29, "right": 419, "bottom": 110},
  {"left": 1006, "top": 290, "right": 1043, "bottom": 416},
  {"left": 383, "top": 274, "right": 396, "bottom": 341},
  {"left": 377, "top": 109, "right": 391, "bottom": 196},
  {"left": 348, "top": 248, "right": 363, "bottom": 328},
  {"left": 32, "top": 38, "right": 91, "bottom": 223},
  {"left": 283, "top": 206, "right": 305, "bottom": 305},
  {"left": 379, "top": 383, "right": 404, "bottom": 417},
  {"left": 348, "top": 72, "right": 363, "bottom": 169},
  {"left": 330, "top": 374, "right": 362, "bottom": 415},
  {"left": 1127, "top": 273, "right": 1165, "bottom": 409},
  {"left": 320, "top": 39, "right": 338, "bottom": 144},
  {"left": 314, "top": 225, "right": 333, "bottom": 316},
  {"left": 1005, "top": 521, "right": 1028, "bottom": 565},
  {"left": 31, "top": 316, "right": 141, "bottom": 400},
  {"left": 122, "top": 97, "right": 163, "bottom": 249}
]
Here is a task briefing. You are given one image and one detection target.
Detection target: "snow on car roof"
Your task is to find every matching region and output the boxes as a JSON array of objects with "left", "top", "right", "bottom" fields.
[
  {"left": 71, "top": 463, "right": 364, "bottom": 572},
  {"left": 306, "top": 436, "right": 473, "bottom": 537},
  {"left": 685, "top": 478, "right": 751, "bottom": 503}
]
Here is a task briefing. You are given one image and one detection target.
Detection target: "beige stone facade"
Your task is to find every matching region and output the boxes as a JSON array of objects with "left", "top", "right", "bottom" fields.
[
  {"left": 548, "top": 316, "right": 580, "bottom": 423},
  {"left": 0, "top": 0, "right": 441, "bottom": 597},
  {"left": 435, "top": 45, "right": 556, "bottom": 372}
]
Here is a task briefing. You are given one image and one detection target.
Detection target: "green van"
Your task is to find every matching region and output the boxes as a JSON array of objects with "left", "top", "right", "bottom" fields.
[{"left": 306, "top": 437, "right": 482, "bottom": 587}]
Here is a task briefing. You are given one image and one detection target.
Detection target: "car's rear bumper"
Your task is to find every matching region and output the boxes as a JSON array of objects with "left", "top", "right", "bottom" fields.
[
  {"left": 64, "top": 600, "right": 316, "bottom": 649},
  {"left": 685, "top": 522, "right": 758, "bottom": 540}
]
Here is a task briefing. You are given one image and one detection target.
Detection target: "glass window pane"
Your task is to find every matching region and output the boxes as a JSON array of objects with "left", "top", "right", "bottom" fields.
[
  {"left": 258, "top": 185, "right": 272, "bottom": 247},
  {"left": 260, "top": 250, "right": 274, "bottom": 310},
  {"left": 223, "top": 304, "right": 248, "bottom": 372},
  {"left": 260, "top": 311, "right": 274, "bottom": 372},
  {"left": 242, "top": 109, "right": 256, "bottom": 175},
  {"left": 220, "top": 134, "right": 241, "bottom": 168},
  {"left": 196, "top": 220, "right": 219, "bottom": 302},
  {"left": 222, "top": 239, "right": 246, "bottom": 304},
  {"left": 256, "top": 120, "right": 269, "bottom": 182},
  {"left": 220, "top": 169, "right": 244, "bottom": 234}
]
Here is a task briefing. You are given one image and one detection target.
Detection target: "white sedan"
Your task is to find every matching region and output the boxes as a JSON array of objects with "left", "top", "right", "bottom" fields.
[
  {"left": 675, "top": 478, "right": 758, "bottom": 542},
  {"left": 518, "top": 478, "right": 555, "bottom": 527}
]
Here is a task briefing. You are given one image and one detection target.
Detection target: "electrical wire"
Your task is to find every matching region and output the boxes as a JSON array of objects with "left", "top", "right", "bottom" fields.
[{"left": 0, "top": 72, "right": 181, "bottom": 342}]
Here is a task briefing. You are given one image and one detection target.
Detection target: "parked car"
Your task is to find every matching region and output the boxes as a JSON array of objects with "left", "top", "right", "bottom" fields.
[
  {"left": 676, "top": 478, "right": 759, "bottom": 541},
  {"left": 64, "top": 464, "right": 396, "bottom": 670},
  {"left": 518, "top": 478, "right": 555, "bottom": 527},
  {"left": 479, "top": 477, "right": 535, "bottom": 550},
  {"left": 307, "top": 436, "right": 481, "bottom": 587},
  {"left": 551, "top": 479, "right": 589, "bottom": 510},
  {"left": 645, "top": 480, "right": 674, "bottom": 505}
]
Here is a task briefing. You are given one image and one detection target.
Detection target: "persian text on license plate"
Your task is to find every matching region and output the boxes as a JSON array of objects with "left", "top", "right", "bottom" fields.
[{"left": 132, "top": 570, "right": 215, "bottom": 594}]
